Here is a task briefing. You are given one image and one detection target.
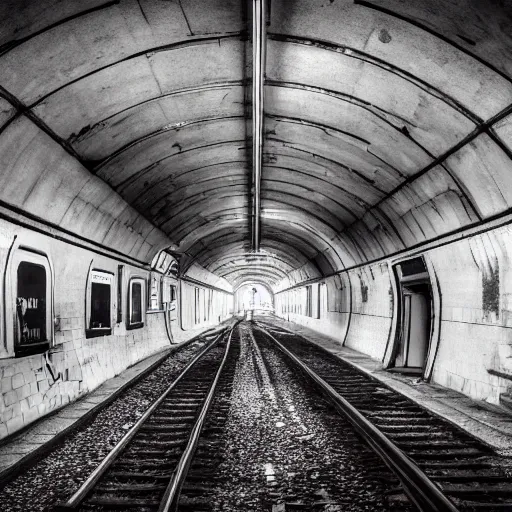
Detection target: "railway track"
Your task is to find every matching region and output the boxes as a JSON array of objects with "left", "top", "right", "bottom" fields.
[
  {"left": 254, "top": 320, "right": 512, "bottom": 512},
  {"left": 177, "top": 335, "right": 240, "bottom": 511},
  {"left": 173, "top": 321, "right": 417, "bottom": 511},
  {"left": 55, "top": 324, "right": 239, "bottom": 512}
]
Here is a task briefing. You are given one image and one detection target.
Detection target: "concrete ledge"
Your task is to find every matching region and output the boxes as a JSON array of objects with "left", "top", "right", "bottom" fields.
[{"left": 259, "top": 316, "right": 512, "bottom": 456}]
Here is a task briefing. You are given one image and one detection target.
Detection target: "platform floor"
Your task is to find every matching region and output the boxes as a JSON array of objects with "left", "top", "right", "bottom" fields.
[{"left": 259, "top": 315, "right": 512, "bottom": 456}]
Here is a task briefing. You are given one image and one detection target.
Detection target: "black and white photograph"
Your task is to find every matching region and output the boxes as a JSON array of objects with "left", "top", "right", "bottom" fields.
[{"left": 0, "top": 0, "right": 512, "bottom": 510}]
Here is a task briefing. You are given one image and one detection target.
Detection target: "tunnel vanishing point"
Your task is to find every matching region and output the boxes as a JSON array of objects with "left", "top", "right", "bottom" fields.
[{"left": 0, "top": 0, "right": 511, "bottom": 440}]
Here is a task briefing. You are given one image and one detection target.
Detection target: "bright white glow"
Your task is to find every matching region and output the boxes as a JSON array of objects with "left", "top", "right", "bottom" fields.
[
  {"left": 264, "top": 463, "right": 275, "bottom": 476},
  {"left": 237, "top": 283, "right": 273, "bottom": 311}
]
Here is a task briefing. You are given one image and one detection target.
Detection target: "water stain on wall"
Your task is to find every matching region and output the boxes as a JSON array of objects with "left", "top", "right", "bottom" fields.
[{"left": 482, "top": 258, "right": 499, "bottom": 321}]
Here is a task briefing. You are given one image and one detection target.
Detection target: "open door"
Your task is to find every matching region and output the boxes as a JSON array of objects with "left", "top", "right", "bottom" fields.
[{"left": 390, "top": 257, "right": 433, "bottom": 377}]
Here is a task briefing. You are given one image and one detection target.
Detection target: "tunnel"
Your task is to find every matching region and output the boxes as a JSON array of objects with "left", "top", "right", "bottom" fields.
[{"left": 0, "top": 0, "right": 511, "bottom": 465}]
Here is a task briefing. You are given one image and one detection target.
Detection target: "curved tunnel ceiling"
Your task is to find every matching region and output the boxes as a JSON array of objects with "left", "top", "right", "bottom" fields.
[{"left": 0, "top": 1, "right": 512, "bottom": 289}]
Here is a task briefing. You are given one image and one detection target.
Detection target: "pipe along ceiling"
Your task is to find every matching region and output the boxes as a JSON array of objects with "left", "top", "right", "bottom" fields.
[{"left": 0, "top": 1, "right": 512, "bottom": 291}]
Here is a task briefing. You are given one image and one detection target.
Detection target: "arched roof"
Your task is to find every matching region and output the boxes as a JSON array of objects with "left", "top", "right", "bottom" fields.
[{"left": 0, "top": 1, "right": 511, "bottom": 287}]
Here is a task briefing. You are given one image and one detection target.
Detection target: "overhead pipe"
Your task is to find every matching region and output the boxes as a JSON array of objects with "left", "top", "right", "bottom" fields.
[{"left": 251, "top": 0, "right": 267, "bottom": 252}]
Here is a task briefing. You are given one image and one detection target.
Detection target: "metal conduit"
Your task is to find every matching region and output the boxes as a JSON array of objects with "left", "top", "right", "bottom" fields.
[{"left": 251, "top": 0, "right": 266, "bottom": 252}]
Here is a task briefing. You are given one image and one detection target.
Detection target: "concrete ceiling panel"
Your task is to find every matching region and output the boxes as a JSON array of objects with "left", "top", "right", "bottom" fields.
[
  {"left": 377, "top": 166, "right": 479, "bottom": 248},
  {"left": 97, "top": 117, "right": 247, "bottom": 189},
  {"left": 264, "top": 116, "right": 425, "bottom": 187},
  {"left": 261, "top": 229, "right": 321, "bottom": 260},
  {"left": 258, "top": 239, "right": 311, "bottom": 261},
  {"left": 208, "top": 251, "right": 299, "bottom": 277},
  {"left": 143, "top": 176, "right": 247, "bottom": 223},
  {"left": 31, "top": 37, "right": 245, "bottom": 151},
  {"left": 261, "top": 218, "right": 348, "bottom": 272},
  {"left": 161, "top": 193, "right": 248, "bottom": 239},
  {"left": 359, "top": 210, "right": 406, "bottom": 254},
  {"left": 270, "top": 0, "right": 512, "bottom": 119},
  {"left": 66, "top": 86, "right": 245, "bottom": 161},
  {"left": 177, "top": 216, "right": 249, "bottom": 247},
  {"left": 181, "top": 232, "right": 251, "bottom": 269},
  {"left": 262, "top": 196, "right": 346, "bottom": 234},
  {"left": 265, "top": 85, "right": 435, "bottom": 172},
  {"left": 354, "top": 0, "right": 512, "bottom": 77},
  {"left": 0, "top": 115, "right": 170, "bottom": 261},
  {"left": 262, "top": 152, "right": 386, "bottom": 211},
  {"left": 0, "top": 116, "right": 90, "bottom": 223},
  {"left": 264, "top": 139, "right": 389, "bottom": 203},
  {"left": 137, "top": 165, "right": 248, "bottom": 220},
  {"left": 181, "top": 245, "right": 298, "bottom": 282},
  {"left": 0, "top": 1, "right": 182, "bottom": 104},
  {"left": 0, "top": 1, "right": 106, "bottom": 47},
  {"left": 221, "top": 264, "right": 287, "bottom": 280},
  {"left": 114, "top": 144, "right": 248, "bottom": 200},
  {"left": 444, "top": 134, "right": 512, "bottom": 219},
  {"left": 343, "top": 222, "right": 387, "bottom": 262},
  {"left": 261, "top": 211, "right": 338, "bottom": 246},
  {"left": 177, "top": 0, "right": 246, "bottom": 36},
  {"left": 262, "top": 167, "right": 364, "bottom": 219},
  {"left": 0, "top": 98, "right": 16, "bottom": 130},
  {"left": 328, "top": 234, "right": 366, "bottom": 269},
  {"left": 267, "top": 40, "right": 479, "bottom": 152},
  {"left": 0, "top": 1, "right": 245, "bottom": 105},
  {"left": 493, "top": 113, "right": 512, "bottom": 153},
  {"left": 261, "top": 181, "right": 356, "bottom": 226},
  {"left": 33, "top": 56, "right": 165, "bottom": 140},
  {"left": 147, "top": 38, "right": 245, "bottom": 94}
]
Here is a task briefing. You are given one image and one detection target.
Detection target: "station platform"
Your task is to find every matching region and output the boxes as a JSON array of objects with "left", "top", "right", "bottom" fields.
[
  {"left": 0, "top": 323, "right": 225, "bottom": 481},
  {"left": 258, "top": 315, "right": 512, "bottom": 457}
]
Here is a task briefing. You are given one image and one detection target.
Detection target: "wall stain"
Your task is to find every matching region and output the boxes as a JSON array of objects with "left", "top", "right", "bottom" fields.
[
  {"left": 359, "top": 275, "right": 368, "bottom": 303},
  {"left": 379, "top": 29, "right": 392, "bottom": 43},
  {"left": 482, "top": 257, "right": 499, "bottom": 320}
]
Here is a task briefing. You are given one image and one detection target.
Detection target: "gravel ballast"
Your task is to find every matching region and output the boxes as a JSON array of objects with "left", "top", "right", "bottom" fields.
[{"left": 202, "top": 323, "right": 412, "bottom": 511}]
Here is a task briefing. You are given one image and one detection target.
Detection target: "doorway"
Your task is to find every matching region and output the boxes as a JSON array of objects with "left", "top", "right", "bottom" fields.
[{"left": 391, "top": 258, "right": 433, "bottom": 376}]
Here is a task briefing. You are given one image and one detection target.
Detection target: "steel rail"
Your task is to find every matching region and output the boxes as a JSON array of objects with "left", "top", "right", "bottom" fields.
[
  {"left": 54, "top": 326, "right": 231, "bottom": 511},
  {"left": 158, "top": 325, "right": 236, "bottom": 512},
  {"left": 254, "top": 324, "right": 459, "bottom": 512}
]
